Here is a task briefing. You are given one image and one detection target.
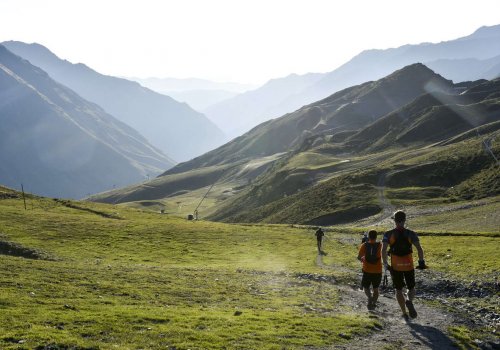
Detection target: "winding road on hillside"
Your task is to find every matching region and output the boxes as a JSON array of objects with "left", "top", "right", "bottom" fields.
[
  {"left": 347, "top": 171, "right": 396, "bottom": 228},
  {"left": 366, "top": 177, "right": 498, "bottom": 228},
  {"left": 372, "top": 171, "right": 396, "bottom": 225}
]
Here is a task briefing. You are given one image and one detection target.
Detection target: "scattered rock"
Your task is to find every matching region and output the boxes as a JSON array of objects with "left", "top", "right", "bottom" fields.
[
  {"left": 415, "top": 273, "right": 500, "bottom": 328},
  {"left": 63, "top": 304, "right": 78, "bottom": 311},
  {"left": 295, "top": 273, "right": 337, "bottom": 284}
]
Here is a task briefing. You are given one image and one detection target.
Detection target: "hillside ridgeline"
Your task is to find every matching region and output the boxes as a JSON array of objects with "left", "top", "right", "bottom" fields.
[{"left": 0, "top": 45, "right": 174, "bottom": 199}]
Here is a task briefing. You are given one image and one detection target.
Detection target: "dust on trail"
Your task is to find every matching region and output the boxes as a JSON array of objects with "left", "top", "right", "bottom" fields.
[
  {"left": 316, "top": 254, "right": 352, "bottom": 275},
  {"left": 316, "top": 253, "right": 461, "bottom": 350}
]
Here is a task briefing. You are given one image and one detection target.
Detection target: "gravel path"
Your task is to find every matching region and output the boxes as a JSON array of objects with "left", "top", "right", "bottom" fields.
[
  {"left": 331, "top": 286, "right": 460, "bottom": 350},
  {"left": 315, "top": 254, "right": 484, "bottom": 349}
]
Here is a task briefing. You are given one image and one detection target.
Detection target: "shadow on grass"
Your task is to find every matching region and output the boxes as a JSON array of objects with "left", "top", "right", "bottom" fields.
[{"left": 407, "top": 322, "right": 457, "bottom": 349}]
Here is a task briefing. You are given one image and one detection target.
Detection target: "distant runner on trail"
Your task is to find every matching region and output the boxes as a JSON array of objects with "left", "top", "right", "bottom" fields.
[
  {"left": 361, "top": 232, "right": 369, "bottom": 243},
  {"left": 382, "top": 210, "right": 427, "bottom": 320},
  {"left": 358, "top": 230, "right": 382, "bottom": 309},
  {"left": 315, "top": 227, "right": 325, "bottom": 253}
]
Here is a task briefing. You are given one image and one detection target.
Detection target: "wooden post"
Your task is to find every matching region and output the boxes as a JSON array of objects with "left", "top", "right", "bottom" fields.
[{"left": 21, "top": 184, "right": 27, "bottom": 210}]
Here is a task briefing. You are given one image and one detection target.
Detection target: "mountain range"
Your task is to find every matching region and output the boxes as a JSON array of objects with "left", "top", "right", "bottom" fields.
[
  {"left": 128, "top": 77, "right": 256, "bottom": 111},
  {"left": 163, "top": 64, "right": 456, "bottom": 174},
  {"left": 205, "top": 24, "right": 500, "bottom": 139},
  {"left": 2, "top": 41, "right": 226, "bottom": 162},
  {"left": 90, "top": 64, "right": 500, "bottom": 225},
  {"left": 0, "top": 45, "right": 174, "bottom": 199},
  {"left": 2, "top": 25, "right": 499, "bottom": 208}
]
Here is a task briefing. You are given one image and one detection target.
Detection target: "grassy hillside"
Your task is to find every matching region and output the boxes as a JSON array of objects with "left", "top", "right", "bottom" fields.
[
  {"left": 93, "top": 119, "right": 499, "bottom": 231},
  {"left": 209, "top": 168, "right": 380, "bottom": 225},
  {"left": 1, "top": 188, "right": 499, "bottom": 349},
  {"left": 0, "top": 192, "right": 378, "bottom": 349},
  {"left": 90, "top": 68, "right": 499, "bottom": 228},
  {"left": 89, "top": 152, "right": 287, "bottom": 207},
  {"left": 207, "top": 127, "right": 499, "bottom": 225},
  {"left": 91, "top": 163, "right": 234, "bottom": 204}
]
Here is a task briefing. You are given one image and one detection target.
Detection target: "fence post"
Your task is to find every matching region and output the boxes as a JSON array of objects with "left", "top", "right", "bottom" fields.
[{"left": 21, "top": 184, "right": 27, "bottom": 210}]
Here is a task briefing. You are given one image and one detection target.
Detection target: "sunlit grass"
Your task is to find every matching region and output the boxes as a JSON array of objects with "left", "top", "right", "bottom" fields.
[
  {"left": 409, "top": 197, "right": 500, "bottom": 234},
  {"left": 1, "top": 188, "right": 498, "bottom": 349},
  {"left": 0, "top": 196, "right": 376, "bottom": 349}
]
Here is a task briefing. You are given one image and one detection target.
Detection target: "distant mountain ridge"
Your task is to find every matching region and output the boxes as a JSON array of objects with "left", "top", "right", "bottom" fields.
[
  {"left": 161, "top": 89, "right": 239, "bottom": 111},
  {"left": 307, "top": 24, "right": 500, "bottom": 96},
  {"left": 425, "top": 55, "right": 500, "bottom": 83},
  {"left": 205, "top": 24, "right": 500, "bottom": 139},
  {"left": 128, "top": 76, "right": 255, "bottom": 93},
  {"left": 2, "top": 41, "right": 226, "bottom": 162},
  {"left": 204, "top": 72, "right": 324, "bottom": 138},
  {"left": 127, "top": 77, "right": 256, "bottom": 111},
  {"left": 0, "top": 45, "right": 174, "bottom": 198}
]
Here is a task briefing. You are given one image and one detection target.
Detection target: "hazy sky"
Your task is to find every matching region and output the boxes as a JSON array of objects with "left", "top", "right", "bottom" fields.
[{"left": 1, "top": 0, "right": 499, "bottom": 85}]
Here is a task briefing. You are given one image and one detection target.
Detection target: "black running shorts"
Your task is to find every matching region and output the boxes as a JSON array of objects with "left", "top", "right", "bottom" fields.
[
  {"left": 361, "top": 272, "right": 382, "bottom": 289},
  {"left": 390, "top": 269, "right": 415, "bottom": 290}
]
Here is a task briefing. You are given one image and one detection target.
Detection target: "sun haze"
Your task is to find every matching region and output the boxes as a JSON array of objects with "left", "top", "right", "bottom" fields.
[{"left": 0, "top": 0, "right": 499, "bottom": 84}]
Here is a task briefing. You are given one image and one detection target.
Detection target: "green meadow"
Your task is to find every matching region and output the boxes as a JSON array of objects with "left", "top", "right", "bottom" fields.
[
  {"left": 0, "top": 195, "right": 375, "bottom": 350},
  {"left": 0, "top": 190, "right": 498, "bottom": 349}
]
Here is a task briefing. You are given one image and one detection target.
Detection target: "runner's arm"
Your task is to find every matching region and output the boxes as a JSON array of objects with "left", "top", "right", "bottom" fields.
[
  {"left": 357, "top": 245, "right": 364, "bottom": 261},
  {"left": 413, "top": 240, "right": 425, "bottom": 262}
]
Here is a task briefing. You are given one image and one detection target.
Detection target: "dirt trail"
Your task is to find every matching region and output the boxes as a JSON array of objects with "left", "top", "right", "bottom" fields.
[
  {"left": 317, "top": 204, "right": 499, "bottom": 348},
  {"left": 316, "top": 254, "right": 461, "bottom": 349},
  {"left": 332, "top": 288, "right": 459, "bottom": 350},
  {"left": 349, "top": 171, "right": 395, "bottom": 228},
  {"left": 312, "top": 141, "right": 500, "bottom": 348}
]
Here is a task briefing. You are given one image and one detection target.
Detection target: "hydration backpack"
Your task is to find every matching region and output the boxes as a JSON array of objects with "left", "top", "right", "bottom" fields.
[
  {"left": 389, "top": 230, "right": 412, "bottom": 256},
  {"left": 365, "top": 242, "right": 380, "bottom": 264}
]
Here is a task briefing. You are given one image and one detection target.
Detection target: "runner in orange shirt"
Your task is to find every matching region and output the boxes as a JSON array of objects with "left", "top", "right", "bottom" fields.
[
  {"left": 358, "top": 230, "right": 382, "bottom": 309},
  {"left": 382, "top": 210, "right": 427, "bottom": 320}
]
